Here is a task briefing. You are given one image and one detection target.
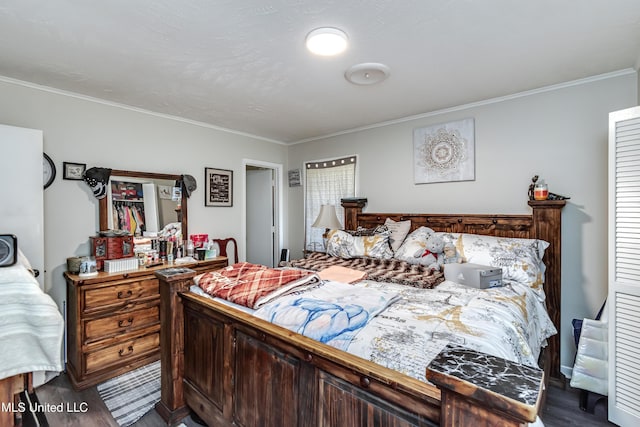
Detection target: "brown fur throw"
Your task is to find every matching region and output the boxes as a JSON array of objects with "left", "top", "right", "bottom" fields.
[{"left": 285, "top": 252, "right": 444, "bottom": 289}]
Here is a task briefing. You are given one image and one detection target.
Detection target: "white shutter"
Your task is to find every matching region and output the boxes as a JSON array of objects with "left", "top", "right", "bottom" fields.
[{"left": 609, "top": 106, "right": 640, "bottom": 426}]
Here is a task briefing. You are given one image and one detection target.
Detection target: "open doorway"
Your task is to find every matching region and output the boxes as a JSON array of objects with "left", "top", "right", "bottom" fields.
[{"left": 243, "top": 160, "right": 282, "bottom": 267}]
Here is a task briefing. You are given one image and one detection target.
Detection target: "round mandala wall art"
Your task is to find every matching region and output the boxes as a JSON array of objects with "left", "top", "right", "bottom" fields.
[{"left": 413, "top": 118, "right": 475, "bottom": 184}]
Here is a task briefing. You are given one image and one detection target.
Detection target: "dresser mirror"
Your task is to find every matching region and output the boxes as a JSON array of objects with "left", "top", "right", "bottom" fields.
[{"left": 98, "top": 169, "right": 188, "bottom": 239}]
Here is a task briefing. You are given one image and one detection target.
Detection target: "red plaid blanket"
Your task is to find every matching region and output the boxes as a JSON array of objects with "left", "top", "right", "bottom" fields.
[{"left": 195, "top": 262, "right": 319, "bottom": 309}]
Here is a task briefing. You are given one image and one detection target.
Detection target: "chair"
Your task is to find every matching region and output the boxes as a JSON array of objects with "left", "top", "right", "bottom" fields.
[
  {"left": 213, "top": 238, "right": 238, "bottom": 264},
  {"left": 277, "top": 249, "right": 290, "bottom": 267},
  {"left": 570, "top": 300, "right": 608, "bottom": 413}
]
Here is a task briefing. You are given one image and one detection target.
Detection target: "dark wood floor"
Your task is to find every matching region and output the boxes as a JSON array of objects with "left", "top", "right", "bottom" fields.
[
  {"left": 34, "top": 373, "right": 201, "bottom": 427},
  {"left": 541, "top": 385, "right": 613, "bottom": 427},
  {"left": 34, "top": 373, "right": 615, "bottom": 426}
]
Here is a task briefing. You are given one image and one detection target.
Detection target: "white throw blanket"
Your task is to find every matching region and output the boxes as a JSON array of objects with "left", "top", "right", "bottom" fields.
[
  {"left": 0, "top": 262, "right": 64, "bottom": 380},
  {"left": 254, "top": 280, "right": 399, "bottom": 350},
  {"left": 570, "top": 317, "right": 608, "bottom": 396}
]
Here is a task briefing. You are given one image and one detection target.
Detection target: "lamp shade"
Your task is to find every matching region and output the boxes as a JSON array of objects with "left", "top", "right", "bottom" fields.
[{"left": 311, "top": 204, "right": 342, "bottom": 230}]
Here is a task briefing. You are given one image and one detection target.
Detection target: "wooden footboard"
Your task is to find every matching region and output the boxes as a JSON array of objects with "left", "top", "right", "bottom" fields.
[{"left": 181, "top": 292, "right": 441, "bottom": 427}]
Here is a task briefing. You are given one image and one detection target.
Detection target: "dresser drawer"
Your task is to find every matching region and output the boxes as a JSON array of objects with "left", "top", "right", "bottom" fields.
[
  {"left": 85, "top": 332, "right": 159, "bottom": 374},
  {"left": 84, "top": 305, "right": 159, "bottom": 342},
  {"left": 83, "top": 278, "right": 158, "bottom": 313}
]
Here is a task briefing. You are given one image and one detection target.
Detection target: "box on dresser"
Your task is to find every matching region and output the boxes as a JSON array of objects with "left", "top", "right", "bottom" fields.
[
  {"left": 90, "top": 235, "right": 134, "bottom": 270},
  {"left": 64, "top": 257, "right": 227, "bottom": 390}
]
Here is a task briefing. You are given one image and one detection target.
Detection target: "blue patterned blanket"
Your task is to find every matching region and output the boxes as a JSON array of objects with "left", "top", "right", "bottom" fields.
[{"left": 253, "top": 280, "right": 399, "bottom": 350}]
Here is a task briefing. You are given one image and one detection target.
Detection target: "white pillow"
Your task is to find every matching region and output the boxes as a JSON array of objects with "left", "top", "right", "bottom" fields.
[
  {"left": 326, "top": 229, "right": 393, "bottom": 259},
  {"left": 384, "top": 218, "right": 412, "bottom": 252},
  {"left": 439, "top": 232, "right": 549, "bottom": 297}
]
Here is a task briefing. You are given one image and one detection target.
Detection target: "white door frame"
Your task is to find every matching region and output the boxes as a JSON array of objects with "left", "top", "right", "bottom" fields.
[
  {"left": 241, "top": 159, "right": 283, "bottom": 265},
  {"left": 0, "top": 124, "right": 44, "bottom": 288}
]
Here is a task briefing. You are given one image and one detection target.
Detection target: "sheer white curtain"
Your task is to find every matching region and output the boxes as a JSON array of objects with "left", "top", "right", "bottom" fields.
[{"left": 305, "top": 156, "right": 356, "bottom": 251}]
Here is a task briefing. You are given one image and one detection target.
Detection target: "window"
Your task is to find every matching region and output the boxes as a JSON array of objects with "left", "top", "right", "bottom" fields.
[{"left": 304, "top": 156, "right": 357, "bottom": 251}]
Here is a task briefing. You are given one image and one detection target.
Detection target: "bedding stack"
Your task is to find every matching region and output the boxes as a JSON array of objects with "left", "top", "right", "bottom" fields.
[{"left": 194, "top": 262, "right": 321, "bottom": 309}]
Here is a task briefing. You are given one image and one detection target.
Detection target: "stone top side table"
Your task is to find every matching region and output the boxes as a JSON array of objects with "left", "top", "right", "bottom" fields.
[{"left": 426, "top": 345, "right": 544, "bottom": 427}]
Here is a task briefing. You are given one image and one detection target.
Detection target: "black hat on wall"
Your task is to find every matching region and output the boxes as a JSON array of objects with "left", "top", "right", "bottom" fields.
[
  {"left": 83, "top": 167, "right": 112, "bottom": 199},
  {"left": 176, "top": 174, "right": 197, "bottom": 197}
]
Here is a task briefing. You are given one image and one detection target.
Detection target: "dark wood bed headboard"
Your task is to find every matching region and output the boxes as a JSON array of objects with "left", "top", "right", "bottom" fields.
[{"left": 341, "top": 197, "right": 567, "bottom": 386}]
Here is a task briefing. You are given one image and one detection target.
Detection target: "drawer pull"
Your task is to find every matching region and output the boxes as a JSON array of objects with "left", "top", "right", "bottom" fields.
[
  {"left": 118, "top": 346, "right": 134, "bottom": 357},
  {"left": 118, "top": 317, "right": 134, "bottom": 328},
  {"left": 117, "top": 290, "right": 133, "bottom": 299}
]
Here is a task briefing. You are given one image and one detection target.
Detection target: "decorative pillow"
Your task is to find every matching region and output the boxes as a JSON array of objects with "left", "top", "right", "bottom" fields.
[
  {"left": 394, "top": 226, "right": 435, "bottom": 263},
  {"left": 439, "top": 232, "right": 549, "bottom": 296},
  {"left": 326, "top": 229, "right": 393, "bottom": 259},
  {"left": 383, "top": 218, "right": 412, "bottom": 252},
  {"left": 345, "top": 224, "right": 389, "bottom": 236}
]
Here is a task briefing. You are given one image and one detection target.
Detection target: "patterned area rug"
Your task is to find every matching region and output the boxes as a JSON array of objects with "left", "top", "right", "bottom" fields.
[{"left": 97, "top": 361, "right": 161, "bottom": 427}]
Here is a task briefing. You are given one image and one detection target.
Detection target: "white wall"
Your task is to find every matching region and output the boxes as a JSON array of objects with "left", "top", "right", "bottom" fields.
[
  {"left": 287, "top": 71, "right": 638, "bottom": 375},
  {"left": 1, "top": 70, "right": 637, "bottom": 378},
  {"left": 0, "top": 79, "right": 288, "bottom": 325}
]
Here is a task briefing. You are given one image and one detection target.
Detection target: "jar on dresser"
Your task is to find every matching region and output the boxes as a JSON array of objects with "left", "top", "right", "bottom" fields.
[{"left": 64, "top": 257, "right": 227, "bottom": 390}]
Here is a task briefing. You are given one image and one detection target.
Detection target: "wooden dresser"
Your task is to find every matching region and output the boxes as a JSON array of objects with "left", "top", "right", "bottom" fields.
[{"left": 65, "top": 257, "right": 227, "bottom": 390}]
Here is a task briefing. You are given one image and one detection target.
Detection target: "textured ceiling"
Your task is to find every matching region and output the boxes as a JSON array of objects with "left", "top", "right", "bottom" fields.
[{"left": 1, "top": 1, "right": 639, "bottom": 144}]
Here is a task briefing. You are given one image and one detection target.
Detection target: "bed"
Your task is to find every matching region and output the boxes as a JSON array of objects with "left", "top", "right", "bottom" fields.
[
  {"left": 0, "top": 250, "right": 64, "bottom": 427},
  {"left": 155, "top": 198, "right": 565, "bottom": 427}
]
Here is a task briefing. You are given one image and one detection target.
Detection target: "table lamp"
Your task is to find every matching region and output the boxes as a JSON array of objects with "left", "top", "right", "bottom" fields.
[{"left": 311, "top": 204, "right": 342, "bottom": 250}]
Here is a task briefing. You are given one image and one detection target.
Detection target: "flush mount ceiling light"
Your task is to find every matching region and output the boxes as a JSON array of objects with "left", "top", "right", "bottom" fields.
[
  {"left": 306, "top": 27, "right": 348, "bottom": 56},
  {"left": 345, "top": 63, "right": 390, "bottom": 85}
]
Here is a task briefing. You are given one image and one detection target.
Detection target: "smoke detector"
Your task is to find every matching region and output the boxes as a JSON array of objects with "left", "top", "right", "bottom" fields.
[{"left": 345, "top": 63, "right": 390, "bottom": 85}]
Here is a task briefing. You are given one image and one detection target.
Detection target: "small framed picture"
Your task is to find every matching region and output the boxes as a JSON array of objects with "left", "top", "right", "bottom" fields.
[
  {"left": 158, "top": 185, "right": 173, "bottom": 200},
  {"left": 204, "top": 167, "right": 233, "bottom": 207},
  {"left": 63, "top": 162, "right": 86, "bottom": 180},
  {"left": 288, "top": 169, "right": 301, "bottom": 187}
]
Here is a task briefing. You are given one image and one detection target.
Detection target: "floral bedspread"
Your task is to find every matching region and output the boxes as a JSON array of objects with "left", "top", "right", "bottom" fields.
[{"left": 345, "top": 279, "right": 556, "bottom": 382}]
